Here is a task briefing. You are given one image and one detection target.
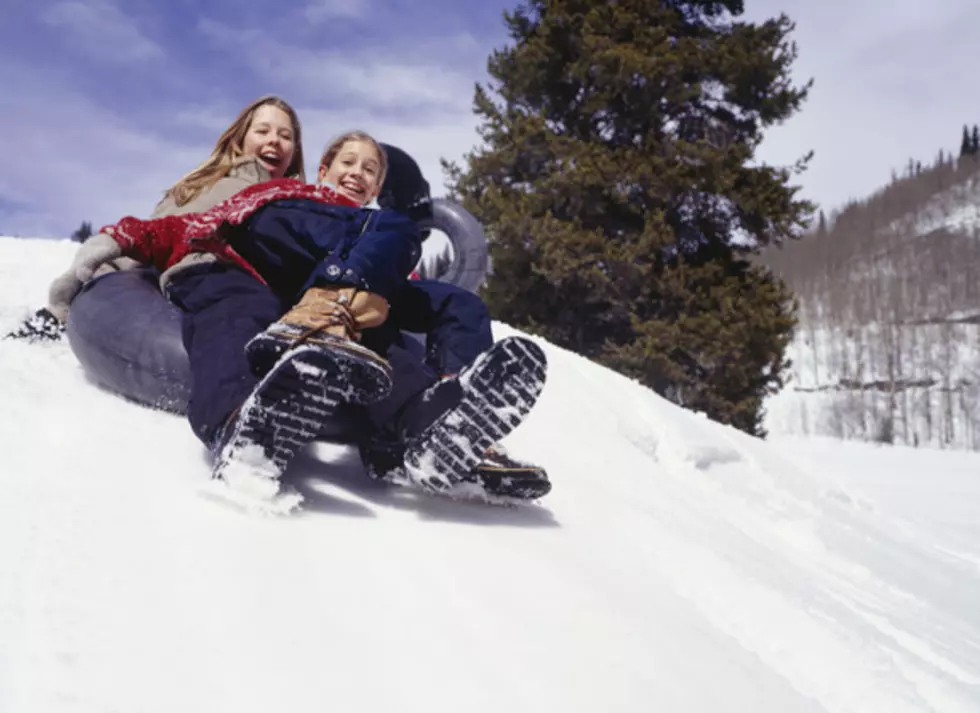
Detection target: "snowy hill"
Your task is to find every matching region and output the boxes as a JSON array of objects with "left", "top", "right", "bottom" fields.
[
  {"left": 889, "top": 174, "right": 980, "bottom": 238},
  {"left": 2, "top": 236, "right": 979, "bottom": 713},
  {"left": 766, "top": 169, "right": 980, "bottom": 450}
]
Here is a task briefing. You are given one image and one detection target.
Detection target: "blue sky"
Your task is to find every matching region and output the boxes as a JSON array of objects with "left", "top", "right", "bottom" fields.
[{"left": 2, "top": 0, "right": 978, "bottom": 238}]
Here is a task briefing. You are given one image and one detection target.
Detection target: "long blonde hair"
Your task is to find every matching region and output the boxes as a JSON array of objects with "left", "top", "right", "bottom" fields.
[
  {"left": 166, "top": 95, "right": 306, "bottom": 207},
  {"left": 319, "top": 130, "right": 388, "bottom": 188}
]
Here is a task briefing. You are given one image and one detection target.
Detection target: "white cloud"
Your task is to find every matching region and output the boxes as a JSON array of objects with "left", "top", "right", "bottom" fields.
[
  {"left": 41, "top": 0, "right": 162, "bottom": 63},
  {"left": 0, "top": 62, "right": 205, "bottom": 238},
  {"left": 196, "top": 19, "right": 479, "bottom": 114},
  {"left": 303, "top": 0, "right": 368, "bottom": 23},
  {"left": 172, "top": 105, "right": 243, "bottom": 133}
]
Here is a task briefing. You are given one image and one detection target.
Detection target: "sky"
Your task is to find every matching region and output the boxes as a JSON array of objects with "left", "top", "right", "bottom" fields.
[{"left": 1, "top": 0, "right": 978, "bottom": 238}]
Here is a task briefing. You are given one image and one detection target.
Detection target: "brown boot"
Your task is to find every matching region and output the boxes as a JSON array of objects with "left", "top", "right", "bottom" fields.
[
  {"left": 279, "top": 286, "right": 388, "bottom": 340},
  {"left": 246, "top": 286, "right": 393, "bottom": 405}
]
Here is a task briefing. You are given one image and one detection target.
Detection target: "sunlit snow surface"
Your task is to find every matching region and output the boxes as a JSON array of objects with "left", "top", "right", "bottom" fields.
[{"left": 1, "top": 237, "right": 978, "bottom": 712}]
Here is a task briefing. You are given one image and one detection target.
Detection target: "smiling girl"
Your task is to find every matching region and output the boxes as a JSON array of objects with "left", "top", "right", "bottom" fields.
[
  {"left": 316, "top": 130, "right": 386, "bottom": 205},
  {"left": 158, "top": 96, "right": 305, "bottom": 214}
]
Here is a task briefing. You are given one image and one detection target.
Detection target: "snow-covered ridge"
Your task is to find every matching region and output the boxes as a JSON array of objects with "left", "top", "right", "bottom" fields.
[
  {"left": 885, "top": 175, "right": 980, "bottom": 239},
  {"left": 2, "top": 236, "right": 979, "bottom": 713}
]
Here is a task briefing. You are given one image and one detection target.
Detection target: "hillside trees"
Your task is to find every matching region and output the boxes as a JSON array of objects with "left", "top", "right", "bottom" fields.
[{"left": 761, "top": 147, "right": 980, "bottom": 449}]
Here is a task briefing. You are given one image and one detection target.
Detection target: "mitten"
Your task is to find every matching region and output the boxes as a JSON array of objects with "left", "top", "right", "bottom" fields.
[
  {"left": 47, "top": 233, "right": 123, "bottom": 320},
  {"left": 72, "top": 233, "right": 123, "bottom": 281}
]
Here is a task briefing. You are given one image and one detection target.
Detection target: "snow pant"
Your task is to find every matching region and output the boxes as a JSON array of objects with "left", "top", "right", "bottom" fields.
[
  {"left": 385, "top": 279, "right": 494, "bottom": 377},
  {"left": 363, "top": 340, "right": 442, "bottom": 436},
  {"left": 356, "top": 357, "right": 466, "bottom": 477},
  {"left": 165, "top": 262, "right": 460, "bottom": 452},
  {"left": 357, "top": 336, "right": 468, "bottom": 479},
  {"left": 166, "top": 263, "right": 286, "bottom": 448}
]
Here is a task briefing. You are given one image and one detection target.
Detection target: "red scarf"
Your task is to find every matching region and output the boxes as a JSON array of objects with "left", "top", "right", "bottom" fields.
[{"left": 99, "top": 178, "right": 361, "bottom": 283}]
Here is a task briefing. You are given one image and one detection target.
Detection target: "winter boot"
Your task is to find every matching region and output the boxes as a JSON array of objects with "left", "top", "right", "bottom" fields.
[
  {"left": 362, "top": 439, "right": 551, "bottom": 502},
  {"left": 468, "top": 444, "right": 552, "bottom": 501},
  {"left": 246, "top": 286, "right": 392, "bottom": 405},
  {"left": 398, "top": 336, "right": 548, "bottom": 493},
  {"left": 211, "top": 343, "right": 381, "bottom": 510}
]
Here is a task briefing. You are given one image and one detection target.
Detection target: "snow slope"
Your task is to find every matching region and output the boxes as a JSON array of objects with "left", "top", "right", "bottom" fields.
[
  {"left": 767, "top": 172, "right": 980, "bottom": 450},
  {"left": 1, "top": 236, "right": 979, "bottom": 713}
]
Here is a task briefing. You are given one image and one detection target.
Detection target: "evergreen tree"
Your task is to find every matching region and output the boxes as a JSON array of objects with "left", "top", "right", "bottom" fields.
[
  {"left": 972, "top": 124, "right": 979, "bottom": 155},
  {"left": 816, "top": 209, "right": 827, "bottom": 236},
  {"left": 71, "top": 220, "right": 94, "bottom": 243},
  {"left": 960, "top": 125, "right": 971, "bottom": 157},
  {"left": 444, "top": 0, "right": 813, "bottom": 436},
  {"left": 418, "top": 244, "right": 454, "bottom": 280}
]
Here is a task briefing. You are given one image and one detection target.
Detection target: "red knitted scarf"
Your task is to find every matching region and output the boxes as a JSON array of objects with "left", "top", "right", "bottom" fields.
[{"left": 100, "top": 178, "right": 360, "bottom": 253}]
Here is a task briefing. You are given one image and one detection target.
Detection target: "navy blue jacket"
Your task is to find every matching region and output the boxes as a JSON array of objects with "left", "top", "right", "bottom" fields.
[
  {"left": 232, "top": 198, "right": 422, "bottom": 302},
  {"left": 231, "top": 199, "right": 490, "bottom": 376}
]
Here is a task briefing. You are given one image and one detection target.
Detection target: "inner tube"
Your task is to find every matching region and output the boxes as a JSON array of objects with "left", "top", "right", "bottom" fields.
[
  {"left": 65, "top": 200, "right": 489, "bottom": 437},
  {"left": 418, "top": 199, "right": 489, "bottom": 294},
  {"left": 67, "top": 267, "right": 189, "bottom": 412}
]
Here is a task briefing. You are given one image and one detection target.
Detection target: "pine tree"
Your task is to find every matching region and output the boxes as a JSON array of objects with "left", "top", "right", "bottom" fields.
[
  {"left": 972, "top": 124, "right": 979, "bottom": 155},
  {"left": 960, "top": 125, "right": 971, "bottom": 157},
  {"left": 817, "top": 209, "right": 828, "bottom": 236},
  {"left": 444, "top": 0, "right": 813, "bottom": 436},
  {"left": 71, "top": 220, "right": 94, "bottom": 243},
  {"left": 418, "top": 244, "right": 453, "bottom": 280}
]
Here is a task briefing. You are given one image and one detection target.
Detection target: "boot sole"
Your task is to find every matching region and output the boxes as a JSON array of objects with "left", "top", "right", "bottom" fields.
[
  {"left": 403, "top": 336, "right": 547, "bottom": 492},
  {"left": 246, "top": 330, "right": 391, "bottom": 406},
  {"left": 375, "top": 460, "right": 552, "bottom": 502},
  {"left": 213, "top": 344, "right": 387, "bottom": 487}
]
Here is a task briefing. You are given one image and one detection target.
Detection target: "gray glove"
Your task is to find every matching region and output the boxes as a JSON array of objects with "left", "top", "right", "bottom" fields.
[{"left": 47, "top": 233, "right": 123, "bottom": 322}]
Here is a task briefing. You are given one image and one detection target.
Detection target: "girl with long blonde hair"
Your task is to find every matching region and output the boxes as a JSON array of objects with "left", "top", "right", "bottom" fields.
[{"left": 162, "top": 95, "right": 306, "bottom": 210}]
